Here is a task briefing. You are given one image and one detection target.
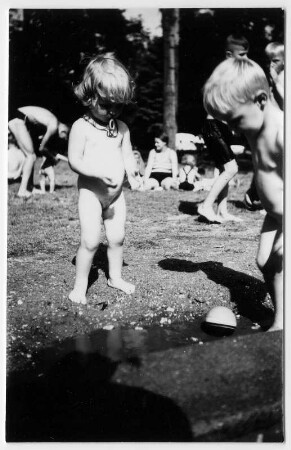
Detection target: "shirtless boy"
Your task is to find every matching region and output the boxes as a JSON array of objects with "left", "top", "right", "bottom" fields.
[{"left": 203, "top": 57, "right": 283, "bottom": 331}]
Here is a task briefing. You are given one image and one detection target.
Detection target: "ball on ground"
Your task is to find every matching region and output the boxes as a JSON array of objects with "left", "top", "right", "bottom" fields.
[{"left": 202, "top": 306, "right": 237, "bottom": 336}]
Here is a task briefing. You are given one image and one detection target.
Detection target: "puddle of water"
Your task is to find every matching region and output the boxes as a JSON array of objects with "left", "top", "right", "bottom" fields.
[
  {"left": 10, "top": 315, "right": 259, "bottom": 378},
  {"left": 6, "top": 316, "right": 262, "bottom": 442}
]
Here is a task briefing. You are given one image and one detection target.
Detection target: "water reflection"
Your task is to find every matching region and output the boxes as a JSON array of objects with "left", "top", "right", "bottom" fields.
[
  {"left": 6, "top": 316, "right": 261, "bottom": 442},
  {"left": 55, "top": 315, "right": 258, "bottom": 366}
]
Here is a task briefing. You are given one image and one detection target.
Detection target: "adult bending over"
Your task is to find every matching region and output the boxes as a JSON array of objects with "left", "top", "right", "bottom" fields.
[{"left": 8, "top": 106, "right": 69, "bottom": 197}]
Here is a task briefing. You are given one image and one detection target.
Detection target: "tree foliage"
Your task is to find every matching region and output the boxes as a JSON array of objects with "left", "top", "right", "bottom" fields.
[{"left": 9, "top": 8, "right": 284, "bottom": 152}]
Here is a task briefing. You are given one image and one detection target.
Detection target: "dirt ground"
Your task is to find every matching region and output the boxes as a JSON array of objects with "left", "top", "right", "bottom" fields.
[{"left": 7, "top": 156, "right": 274, "bottom": 373}]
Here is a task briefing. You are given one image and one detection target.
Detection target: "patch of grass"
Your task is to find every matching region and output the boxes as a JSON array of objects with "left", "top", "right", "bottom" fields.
[{"left": 7, "top": 161, "right": 272, "bottom": 372}]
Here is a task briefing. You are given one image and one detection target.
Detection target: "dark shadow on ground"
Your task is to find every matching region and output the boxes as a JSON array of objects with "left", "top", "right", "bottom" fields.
[
  {"left": 6, "top": 343, "right": 193, "bottom": 442},
  {"left": 33, "top": 183, "right": 76, "bottom": 191},
  {"left": 72, "top": 243, "right": 128, "bottom": 292},
  {"left": 179, "top": 200, "right": 249, "bottom": 216},
  {"left": 71, "top": 244, "right": 108, "bottom": 291},
  {"left": 159, "top": 259, "right": 273, "bottom": 328},
  {"left": 179, "top": 201, "right": 200, "bottom": 216},
  {"left": 231, "top": 199, "right": 248, "bottom": 210}
]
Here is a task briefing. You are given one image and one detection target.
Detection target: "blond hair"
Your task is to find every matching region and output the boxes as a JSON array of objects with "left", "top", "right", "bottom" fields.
[
  {"left": 265, "top": 42, "right": 284, "bottom": 58},
  {"left": 203, "top": 57, "right": 269, "bottom": 117},
  {"left": 74, "top": 53, "right": 135, "bottom": 106}
]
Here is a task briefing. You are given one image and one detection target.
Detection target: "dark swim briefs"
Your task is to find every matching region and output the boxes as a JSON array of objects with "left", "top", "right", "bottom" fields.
[
  {"left": 202, "top": 118, "right": 235, "bottom": 167},
  {"left": 150, "top": 172, "right": 172, "bottom": 185}
]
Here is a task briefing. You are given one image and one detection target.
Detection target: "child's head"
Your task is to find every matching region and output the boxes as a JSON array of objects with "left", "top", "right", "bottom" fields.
[
  {"left": 225, "top": 34, "right": 249, "bottom": 59},
  {"left": 265, "top": 42, "right": 284, "bottom": 75},
  {"left": 154, "top": 132, "right": 169, "bottom": 151},
  {"left": 74, "top": 53, "right": 135, "bottom": 119},
  {"left": 203, "top": 57, "right": 269, "bottom": 135},
  {"left": 181, "top": 153, "right": 197, "bottom": 167},
  {"left": 133, "top": 150, "right": 142, "bottom": 163},
  {"left": 58, "top": 122, "right": 69, "bottom": 140}
]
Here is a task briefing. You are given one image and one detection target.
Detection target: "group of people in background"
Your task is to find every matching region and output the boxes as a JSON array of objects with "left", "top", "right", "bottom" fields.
[{"left": 8, "top": 33, "right": 284, "bottom": 331}]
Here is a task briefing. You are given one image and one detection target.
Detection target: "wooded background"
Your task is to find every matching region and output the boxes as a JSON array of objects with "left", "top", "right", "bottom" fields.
[{"left": 9, "top": 8, "right": 284, "bottom": 152}]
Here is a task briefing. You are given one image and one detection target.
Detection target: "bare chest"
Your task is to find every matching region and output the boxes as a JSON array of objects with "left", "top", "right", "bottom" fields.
[{"left": 83, "top": 127, "right": 123, "bottom": 164}]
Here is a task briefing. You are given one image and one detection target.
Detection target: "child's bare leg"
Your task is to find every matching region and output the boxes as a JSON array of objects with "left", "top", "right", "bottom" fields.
[
  {"left": 198, "top": 159, "right": 238, "bottom": 223},
  {"left": 103, "top": 193, "right": 135, "bottom": 294},
  {"left": 69, "top": 189, "right": 102, "bottom": 304},
  {"left": 217, "top": 184, "right": 243, "bottom": 222},
  {"left": 39, "top": 172, "right": 46, "bottom": 193},
  {"left": 46, "top": 166, "right": 55, "bottom": 193},
  {"left": 256, "top": 215, "right": 283, "bottom": 331},
  {"left": 161, "top": 177, "right": 179, "bottom": 190},
  {"left": 144, "top": 178, "right": 159, "bottom": 190}
]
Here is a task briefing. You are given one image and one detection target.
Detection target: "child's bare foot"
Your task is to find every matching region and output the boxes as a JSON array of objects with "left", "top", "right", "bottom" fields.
[
  {"left": 218, "top": 213, "right": 243, "bottom": 222},
  {"left": 32, "top": 188, "right": 45, "bottom": 195},
  {"left": 108, "top": 278, "right": 135, "bottom": 294},
  {"left": 198, "top": 205, "right": 222, "bottom": 223},
  {"left": 17, "top": 190, "right": 32, "bottom": 198},
  {"left": 69, "top": 289, "right": 87, "bottom": 305}
]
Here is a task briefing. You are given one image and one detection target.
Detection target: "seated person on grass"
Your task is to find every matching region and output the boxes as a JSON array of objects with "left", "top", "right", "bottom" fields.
[
  {"left": 143, "top": 133, "right": 179, "bottom": 191},
  {"left": 178, "top": 152, "right": 201, "bottom": 191},
  {"left": 203, "top": 57, "right": 283, "bottom": 331}
]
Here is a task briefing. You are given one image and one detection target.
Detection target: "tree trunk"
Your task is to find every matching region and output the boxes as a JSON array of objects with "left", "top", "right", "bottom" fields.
[{"left": 162, "top": 9, "right": 179, "bottom": 150}]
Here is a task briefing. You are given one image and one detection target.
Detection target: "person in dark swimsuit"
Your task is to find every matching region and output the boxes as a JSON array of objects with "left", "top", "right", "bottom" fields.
[{"left": 198, "top": 115, "right": 242, "bottom": 223}]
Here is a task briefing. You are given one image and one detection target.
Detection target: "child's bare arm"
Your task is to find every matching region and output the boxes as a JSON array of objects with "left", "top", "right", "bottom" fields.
[
  {"left": 120, "top": 123, "right": 137, "bottom": 175},
  {"left": 120, "top": 122, "right": 141, "bottom": 189}
]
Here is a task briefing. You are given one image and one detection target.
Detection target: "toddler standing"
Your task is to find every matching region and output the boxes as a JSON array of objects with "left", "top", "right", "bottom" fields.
[{"left": 68, "top": 54, "right": 139, "bottom": 304}]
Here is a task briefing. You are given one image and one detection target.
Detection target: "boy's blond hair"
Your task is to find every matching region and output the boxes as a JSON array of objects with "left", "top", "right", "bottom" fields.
[
  {"left": 74, "top": 53, "right": 135, "bottom": 106},
  {"left": 203, "top": 57, "right": 269, "bottom": 117},
  {"left": 265, "top": 42, "right": 284, "bottom": 58}
]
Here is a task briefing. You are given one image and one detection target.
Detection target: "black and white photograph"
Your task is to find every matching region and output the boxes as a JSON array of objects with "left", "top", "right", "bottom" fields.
[{"left": 1, "top": 0, "right": 290, "bottom": 445}]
